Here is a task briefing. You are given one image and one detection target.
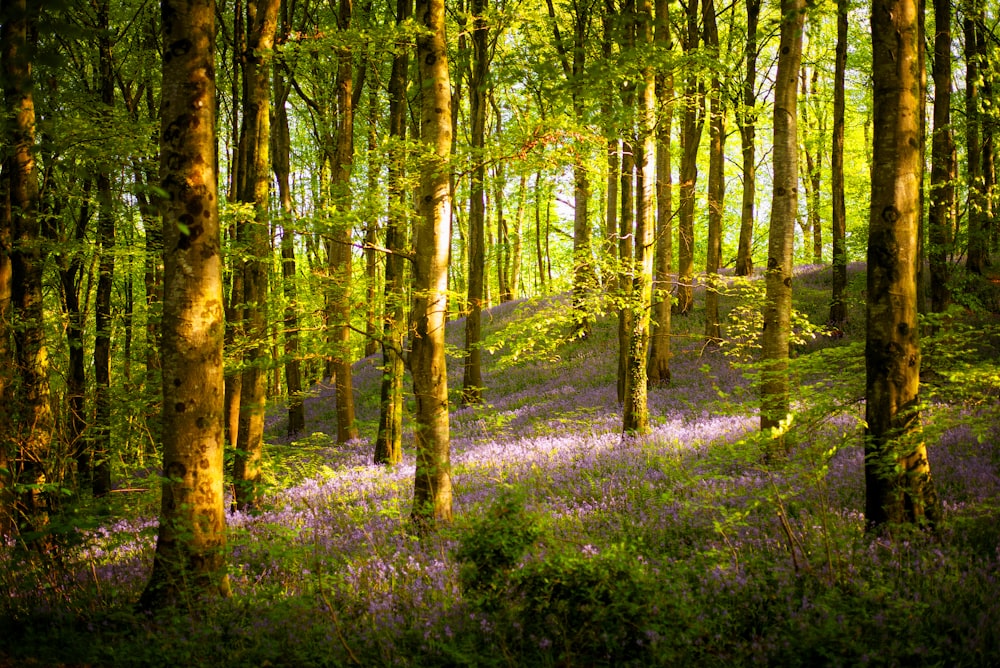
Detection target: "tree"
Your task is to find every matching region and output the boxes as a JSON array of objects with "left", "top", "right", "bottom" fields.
[
  {"left": 139, "top": 0, "right": 231, "bottom": 608},
  {"left": 964, "top": 0, "right": 989, "bottom": 275},
  {"left": 647, "top": 0, "right": 672, "bottom": 386},
  {"left": 233, "top": 0, "right": 281, "bottom": 511},
  {"left": 462, "top": 0, "right": 489, "bottom": 406},
  {"left": 622, "top": 0, "right": 655, "bottom": 435},
  {"left": 702, "top": 0, "right": 724, "bottom": 342},
  {"left": 1, "top": 0, "right": 53, "bottom": 540},
  {"left": 928, "top": 0, "right": 956, "bottom": 313},
  {"left": 374, "top": 0, "right": 411, "bottom": 467},
  {"left": 734, "top": 0, "right": 761, "bottom": 277},
  {"left": 410, "top": 0, "right": 454, "bottom": 526},
  {"left": 759, "top": 0, "right": 804, "bottom": 450},
  {"left": 829, "top": 0, "right": 848, "bottom": 324},
  {"left": 675, "top": 0, "right": 702, "bottom": 316},
  {"left": 864, "top": 0, "right": 940, "bottom": 528}
]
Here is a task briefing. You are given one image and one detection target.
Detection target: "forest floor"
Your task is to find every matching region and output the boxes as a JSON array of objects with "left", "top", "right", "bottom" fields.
[{"left": 2, "top": 262, "right": 1000, "bottom": 667}]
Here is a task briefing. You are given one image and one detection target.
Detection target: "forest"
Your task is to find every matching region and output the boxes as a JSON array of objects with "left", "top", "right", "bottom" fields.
[{"left": 1, "top": 0, "right": 999, "bottom": 664}]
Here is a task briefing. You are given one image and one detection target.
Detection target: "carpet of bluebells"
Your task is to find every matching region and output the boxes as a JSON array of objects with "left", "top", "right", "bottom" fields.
[{"left": 2, "top": 264, "right": 1000, "bottom": 667}]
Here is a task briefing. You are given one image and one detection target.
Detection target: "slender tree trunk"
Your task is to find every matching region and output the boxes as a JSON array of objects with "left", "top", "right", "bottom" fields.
[
  {"left": 462, "top": 0, "right": 488, "bottom": 406},
  {"left": 800, "top": 68, "right": 822, "bottom": 264},
  {"left": 703, "top": 0, "right": 723, "bottom": 341},
  {"left": 140, "top": 0, "right": 231, "bottom": 608},
  {"left": 617, "top": 0, "right": 637, "bottom": 402},
  {"left": 273, "top": 60, "right": 305, "bottom": 436},
  {"left": 830, "top": 0, "right": 848, "bottom": 324},
  {"left": 676, "top": 0, "right": 702, "bottom": 315},
  {"left": 411, "top": 0, "right": 453, "bottom": 527},
  {"left": 760, "top": 0, "right": 805, "bottom": 454},
  {"left": 93, "top": 0, "right": 115, "bottom": 497},
  {"left": 735, "top": 0, "right": 761, "bottom": 277},
  {"left": 329, "top": 0, "right": 359, "bottom": 443},
  {"left": 965, "top": 4, "right": 988, "bottom": 275},
  {"left": 534, "top": 170, "right": 547, "bottom": 294},
  {"left": 623, "top": 0, "right": 655, "bottom": 434},
  {"left": 364, "top": 76, "right": 380, "bottom": 358},
  {"left": 865, "top": 0, "right": 940, "bottom": 528},
  {"left": 510, "top": 172, "right": 526, "bottom": 299},
  {"left": 649, "top": 0, "right": 673, "bottom": 387},
  {"left": 233, "top": 0, "right": 280, "bottom": 511},
  {"left": 374, "top": 0, "right": 411, "bottom": 467}
]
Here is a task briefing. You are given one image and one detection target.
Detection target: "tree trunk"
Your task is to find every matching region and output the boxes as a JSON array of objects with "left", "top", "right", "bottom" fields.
[
  {"left": 374, "top": 0, "right": 411, "bottom": 467},
  {"left": 649, "top": 0, "right": 673, "bottom": 387},
  {"left": 830, "top": 0, "right": 848, "bottom": 324},
  {"left": 364, "top": 76, "right": 380, "bottom": 359},
  {"left": 623, "top": 0, "right": 655, "bottom": 435},
  {"left": 759, "top": 0, "right": 804, "bottom": 454},
  {"left": 273, "top": 60, "right": 305, "bottom": 437},
  {"left": 735, "top": 0, "right": 761, "bottom": 277},
  {"left": 865, "top": 0, "right": 940, "bottom": 528},
  {"left": 703, "top": 0, "right": 724, "bottom": 342},
  {"left": 965, "top": 5, "right": 988, "bottom": 275},
  {"left": 676, "top": 0, "right": 702, "bottom": 315},
  {"left": 329, "top": 0, "right": 359, "bottom": 443},
  {"left": 139, "top": 0, "right": 231, "bottom": 608},
  {"left": 233, "top": 0, "right": 280, "bottom": 511},
  {"left": 411, "top": 0, "right": 454, "bottom": 527},
  {"left": 93, "top": 0, "right": 115, "bottom": 498},
  {"left": 462, "top": 0, "right": 488, "bottom": 406}
]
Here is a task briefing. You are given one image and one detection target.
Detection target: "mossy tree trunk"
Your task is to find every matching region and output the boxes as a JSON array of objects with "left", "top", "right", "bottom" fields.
[
  {"left": 734, "top": 0, "right": 760, "bottom": 278},
  {"left": 830, "top": 0, "right": 848, "bottom": 325}
]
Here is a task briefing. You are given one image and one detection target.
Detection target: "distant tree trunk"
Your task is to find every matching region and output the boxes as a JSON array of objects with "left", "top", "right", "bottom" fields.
[
  {"left": 649, "top": 0, "right": 672, "bottom": 387},
  {"left": 273, "top": 58, "right": 305, "bottom": 437},
  {"left": 329, "top": 0, "right": 359, "bottom": 443},
  {"left": 411, "top": 0, "right": 454, "bottom": 527},
  {"left": 93, "top": 0, "right": 115, "bottom": 498},
  {"left": 865, "top": 0, "right": 940, "bottom": 528},
  {"left": 534, "top": 170, "right": 547, "bottom": 294},
  {"left": 676, "top": 0, "right": 702, "bottom": 315},
  {"left": 623, "top": 0, "right": 655, "bottom": 435},
  {"left": 546, "top": 0, "right": 596, "bottom": 335},
  {"left": 760, "top": 0, "right": 804, "bottom": 453},
  {"left": 364, "top": 79, "right": 380, "bottom": 359},
  {"left": 374, "top": 0, "right": 411, "bottom": 467},
  {"left": 830, "top": 0, "right": 848, "bottom": 324},
  {"left": 735, "top": 0, "right": 761, "bottom": 277},
  {"left": 139, "top": 0, "right": 231, "bottom": 608},
  {"left": 617, "top": 1, "right": 637, "bottom": 404},
  {"left": 233, "top": 0, "right": 280, "bottom": 511},
  {"left": 510, "top": 172, "right": 526, "bottom": 299},
  {"left": 462, "top": 0, "right": 488, "bottom": 407},
  {"left": 0, "top": 189, "right": 9, "bottom": 535},
  {"left": 703, "top": 0, "right": 724, "bottom": 342},
  {"left": 965, "top": 4, "right": 988, "bottom": 275},
  {"left": 800, "top": 67, "right": 822, "bottom": 265}
]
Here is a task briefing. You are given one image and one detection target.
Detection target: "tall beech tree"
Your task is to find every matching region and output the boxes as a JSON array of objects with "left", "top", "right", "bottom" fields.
[
  {"left": 2, "top": 0, "right": 53, "bottom": 540},
  {"left": 928, "top": 0, "right": 956, "bottom": 313},
  {"left": 702, "top": 0, "right": 723, "bottom": 342},
  {"left": 374, "top": 0, "right": 411, "bottom": 467},
  {"left": 829, "top": 0, "right": 848, "bottom": 324},
  {"left": 233, "top": 0, "right": 280, "bottom": 511},
  {"left": 759, "top": 0, "right": 804, "bottom": 450},
  {"left": 462, "top": 0, "right": 488, "bottom": 406},
  {"left": 648, "top": 0, "right": 672, "bottom": 386},
  {"left": 734, "top": 0, "right": 761, "bottom": 277},
  {"left": 675, "top": 0, "right": 702, "bottom": 315},
  {"left": 622, "top": 0, "right": 655, "bottom": 435},
  {"left": 410, "top": 0, "right": 454, "bottom": 526},
  {"left": 864, "top": 0, "right": 940, "bottom": 528},
  {"left": 140, "top": 0, "right": 231, "bottom": 608}
]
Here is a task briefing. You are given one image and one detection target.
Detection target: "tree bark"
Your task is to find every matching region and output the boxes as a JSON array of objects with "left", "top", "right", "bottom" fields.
[
  {"left": 623, "top": 0, "right": 655, "bottom": 435},
  {"left": 703, "top": 0, "right": 724, "bottom": 342},
  {"left": 233, "top": 0, "right": 280, "bottom": 511},
  {"left": 965, "top": 4, "right": 988, "bottom": 275},
  {"left": 676, "top": 0, "right": 702, "bottom": 315},
  {"left": 759, "top": 0, "right": 804, "bottom": 454},
  {"left": 462, "top": 0, "right": 488, "bottom": 406},
  {"left": 865, "top": 0, "right": 940, "bottom": 528},
  {"left": 830, "top": 0, "right": 848, "bottom": 324},
  {"left": 374, "top": 0, "right": 411, "bottom": 467},
  {"left": 734, "top": 0, "right": 761, "bottom": 277},
  {"left": 411, "top": 0, "right": 454, "bottom": 527},
  {"left": 140, "top": 0, "right": 231, "bottom": 608}
]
